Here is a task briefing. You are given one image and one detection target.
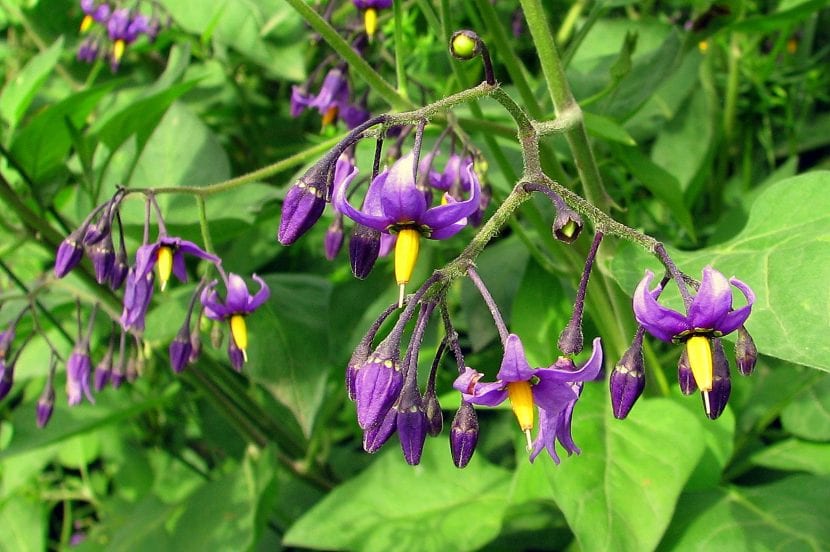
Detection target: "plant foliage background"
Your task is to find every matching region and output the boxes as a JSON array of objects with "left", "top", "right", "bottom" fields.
[{"left": 0, "top": 0, "right": 829, "bottom": 550}]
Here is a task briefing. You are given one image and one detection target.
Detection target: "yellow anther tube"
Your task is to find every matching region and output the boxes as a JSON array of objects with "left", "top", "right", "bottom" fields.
[
  {"left": 156, "top": 246, "right": 174, "bottom": 291},
  {"left": 686, "top": 335, "right": 713, "bottom": 392},
  {"left": 395, "top": 228, "right": 421, "bottom": 307},
  {"left": 507, "top": 381, "right": 535, "bottom": 452},
  {"left": 230, "top": 315, "right": 248, "bottom": 362},
  {"left": 80, "top": 15, "right": 94, "bottom": 33},
  {"left": 112, "top": 39, "right": 126, "bottom": 64},
  {"left": 364, "top": 8, "right": 378, "bottom": 38}
]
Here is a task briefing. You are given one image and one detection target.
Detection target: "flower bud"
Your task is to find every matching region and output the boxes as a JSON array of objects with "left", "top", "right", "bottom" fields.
[
  {"left": 324, "top": 217, "right": 345, "bottom": 261},
  {"left": 450, "top": 401, "right": 479, "bottom": 468},
  {"left": 228, "top": 340, "right": 245, "bottom": 372},
  {"left": 66, "top": 349, "right": 94, "bottom": 405},
  {"left": 349, "top": 224, "right": 381, "bottom": 279},
  {"left": 677, "top": 349, "right": 696, "bottom": 395},
  {"left": 109, "top": 246, "right": 129, "bottom": 290},
  {"left": 396, "top": 384, "right": 427, "bottom": 465},
  {"left": 54, "top": 232, "right": 86, "bottom": 278},
  {"left": 450, "top": 30, "right": 480, "bottom": 60},
  {"left": 277, "top": 167, "right": 328, "bottom": 245},
  {"left": 354, "top": 339, "right": 403, "bottom": 430},
  {"left": 169, "top": 326, "right": 192, "bottom": 373},
  {"left": 735, "top": 326, "right": 756, "bottom": 376},
  {"left": 36, "top": 385, "right": 55, "bottom": 428},
  {"left": 362, "top": 407, "right": 397, "bottom": 454},
  {"left": 87, "top": 233, "right": 115, "bottom": 284},
  {"left": 703, "top": 339, "right": 731, "bottom": 420},
  {"left": 553, "top": 208, "right": 583, "bottom": 244},
  {"left": 609, "top": 335, "right": 645, "bottom": 419},
  {"left": 423, "top": 387, "right": 443, "bottom": 437},
  {"left": 93, "top": 340, "right": 114, "bottom": 392},
  {"left": 0, "top": 361, "right": 15, "bottom": 400}
]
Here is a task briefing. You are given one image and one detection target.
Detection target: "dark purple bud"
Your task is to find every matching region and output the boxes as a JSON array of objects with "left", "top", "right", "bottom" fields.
[
  {"left": 36, "top": 385, "right": 55, "bottom": 428},
  {"left": 553, "top": 208, "right": 583, "bottom": 244},
  {"left": 55, "top": 234, "right": 85, "bottom": 278},
  {"left": 362, "top": 407, "right": 397, "bottom": 453},
  {"left": 704, "top": 339, "right": 731, "bottom": 420},
  {"left": 735, "top": 326, "right": 756, "bottom": 376},
  {"left": 324, "top": 217, "right": 345, "bottom": 261},
  {"left": 169, "top": 327, "right": 192, "bottom": 373},
  {"left": 109, "top": 249, "right": 129, "bottom": 290},
  {"left": 450, "top": 401, "right": 479, "bottom": 468},
  {"left": 557, "top": 319, "right": 583, "bottom": 356},
  {"left": 228, "top": 339, "right": 245, "bottom": 372},
  {"left": 349, "top": 224, "right": 381, "bottom": 279},
  {"left": 354, "top": 339, "right": 403, "bottom": 430},
  {"left": 93, "top": 341, "right": 114, "bottom": 392},
  {"left": 87, "top": 233, "right": 115, "bottom": 284},
  {"left": 677, "top": 349, "right": 696, "bottom": 395},
  {"left": 277, "top": 169, "right": 328, "bottom": 245},
  {"left": 423, "top": 387, "right": 443, "bottom": 437},
  {"left": 111, "top": 364, "right": 125, "bottom": 389},
  {"left": 0, "top": 361, "right": 15, "bottom": 400},
  {"left": 77, "top": 38, "right": 100, "bottom": 63},
  {"left": 609, "top": 334, "right": 645, "bottom": 419},
  {"left": 396, "top": 384, "right": 427, "bottom": 465}
]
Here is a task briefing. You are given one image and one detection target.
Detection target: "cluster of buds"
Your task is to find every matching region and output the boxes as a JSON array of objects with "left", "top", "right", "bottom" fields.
[
  {"left": 279, "top": 116, "right": 491, "bottom": 307},
  {"left": 76, "top": 0, "right": 164, "bottom": 71}
]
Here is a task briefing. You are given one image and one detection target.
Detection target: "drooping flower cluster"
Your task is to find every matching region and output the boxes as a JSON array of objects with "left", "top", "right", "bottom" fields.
[{"left": 76, "top": 0, "right": 164, "bottom": 71}]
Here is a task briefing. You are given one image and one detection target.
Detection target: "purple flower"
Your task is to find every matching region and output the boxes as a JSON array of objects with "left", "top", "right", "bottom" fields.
[
  {"left": 80, "top": 0, "right": 110, "bottom": 32},
  {"left": 120, "top": 266, "right": 154, "bottom": 331},
  {"left": 291, "top": 69, "right": 369, "bottom": 129},
  {"left": 633, "top": 266, "right": 754, "bottom": 415},
  {"left": 134, "top": 236, "right": 219, "bottom": 292},
  {"left": 335, "top": 152, "right": 480, "bottom": 296},
  {"left": 201, "top": 274, "right": 270, "bottom": 367},
  {"left": 453, "top": 334, "right": 602, "bottom": 463},
  {"left": 353, "top": 0, "right": 392, "bottom": 37},
  {"left": 66, "top": 349, "right": 94, "bottom": 406},
  {"left": 353, "top": 0, "right": 393, "bottom": 8}
]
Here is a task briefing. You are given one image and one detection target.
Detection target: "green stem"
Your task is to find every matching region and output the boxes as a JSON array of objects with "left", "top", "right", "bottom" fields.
[
  {"left": 196, "top": 196, "right": 215, "bottom": 255},
  {"left": 284, "top": 0, "right": 412, "bottom": 110},
  {"left": 518, "top": 0, "right": 612, "bottom": 211},
  {"left": 393, "top": 0, "right": 409, "bottom": 100}
]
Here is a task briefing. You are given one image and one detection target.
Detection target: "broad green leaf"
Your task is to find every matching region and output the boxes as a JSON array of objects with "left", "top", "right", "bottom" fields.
[
  {"left": 10, "top": 83, "right": 114, "bottom": 184},
  {"left": 611, "top": 143, "right": 697, "bottom": 240},
  {"left": 91, "top": 495, "right": 176, "bottom": 551},
  {"left": 0, "top": 36, "right": 63, "bottom": 132},
  {"left": 461, "top": 236, "right": 529, "bottom": 351},
  {"left": 673, "top": 392, "right": 735, "bottom": 491},
  {"left": 160, "top": 0, "right": 307, "bottom": 80},
  {"left": 283, "top": 438, "right": 512, "bottom": 552},
  {"left": 544, "top": 387, "right": 706, "bottom": 552},
  {"left": 0, "top": 495, "right": 46, "bottom": 552},
  {"left": 246, "top": 274, "right": 333, "bottom": 436},
  {"left": 659, "top": 475, "right": 830, "bottom": 550},
  {"left": 610, "top": 172, "right": 830, "bottom": 371},
  {"left": 585, "top": 111, "right": 637, "bottom": 145},
  {"left": 750, "top": 439, "right": 830, "bottom": 475},
  {"left": 781, "top": 373, "right": 830, "bottom": 440}
]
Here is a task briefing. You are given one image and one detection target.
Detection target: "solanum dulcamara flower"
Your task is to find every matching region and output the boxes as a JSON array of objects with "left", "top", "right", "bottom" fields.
[
  {"left": 201, "top": 273, "right": 270, "bottom": 369},
  {"left": 453, "top": 334, "right": 602, "bottom": 463},
  {"left": 335, "top": 151, "right": 480, "bottom": 305},
  {"left": 291, "top": 68, "right": 369, "bottom": 130},
  {"left": 633, "top": 266, "right": 755, "bottom": 416},
  {"left": 352, "top": 0, "right": 393, "bottom": 38},
  {"left": 134, "top": 236, "right": 219, "bottom": 292}
]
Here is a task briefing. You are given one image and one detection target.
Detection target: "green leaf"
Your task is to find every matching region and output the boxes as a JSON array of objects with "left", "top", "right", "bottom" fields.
[
  {"left": 750, "top": 439, "right": 830, "bottom": 475},
  {"left": 246, "top": 274, "right": 333, "bottom": 436},
  {"left": 729, "top": 0, "right": 830, "bottom": 33},
  {"left": 0, "top": 36, "right": 63, "bottom": 132},
  {"left": 584, "top": 111, "right": 637, "bottom": 145},
  {"left": 10, "top": 83, "right": 114, "bottom": 183},
  {"left": 283, "top": 438, "right": 511, "bottom": 552},
  {"left": 781, "top": 373, "right": 830, "bottom": 440},
  {"left": 543, "top": 387, "right": 706, "bottom": 552},
  {"left": 611, "top": 143, "right": 697, "bottom": 240},
  {"left": 610, "top": 172, "right": 830, "bottom": 371},
  {"left": 659, "top": 475, "right": 830, "bottom": 550},
  {"left": 0, "top": 495, "right": 46, "bottom": 552}
]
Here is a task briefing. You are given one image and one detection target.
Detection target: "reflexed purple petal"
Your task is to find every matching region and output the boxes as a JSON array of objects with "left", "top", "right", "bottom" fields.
[
  {"left": 290, "top": 86, "right": 311, "bottom": 117},
  {"left": 716, "top": 277, "right": 756, "bottom": 335},
  {"left": 340, "top": 104, "right": 370, "bottom": 129},
  {"left": 452, "top": 367, "right": 507, "bottom": 406},
  {"left": 496, "top": 334, "right": 536, "bottom": 383},
  {"left": 554, "top": 382, "right": 582, "bottom": 455},
  {"left": 687, "top": 266, "right": 733, "bottom": 330},
  {"left": 225, "top": 273, "right": 250, "bottom": 313},
  {"left": 379, "top": 153, "right": 427, "bottom": 223},
  {"left": 531, "top": 379, "right": 577, "bottom": 414},
  {"left": 173, "top": 238, "right": 221, "bottom": 264},
  {"left": 248, "top": 274, "right": 270, "bottom": 311},
  {"left": 171, "top": 250, "right": 188, "bottom": 282},
  {"left": 332, "top": 155, "right": 358, "bottom": 199},
  {"left": 134, "top": 242, "right": 160, "bottom": 278},
  {"left": 311, "top": 69, "right": 350, "bottom": 113},
  {"left": 335, "top": 170, "right": 391, "bottom": 231},
  {"left": 419, "top": 163, "right": 480, "bottom": 231},
  {"left": 632, "top": 270, "right": 690, "bottom": 342},
  {"left": 200, "top": 282, "right": 229, "bottom": 320},
  {"left": 529, "top": 407, "right": 560, "bottom": 464}
]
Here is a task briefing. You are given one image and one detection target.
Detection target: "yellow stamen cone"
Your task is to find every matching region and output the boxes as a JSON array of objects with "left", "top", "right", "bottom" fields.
[
  {"left": 156, "top": 246, "right": 174, "bottom": 291},
  {"left": 507, "top": 381, "right": 535, "bottom": 433},
  {"left": 80, "top": 15, "right": 94, "bottom": 33},
  {"left": 395, "top": 228, "right": 421, "bottom": 306},
  {"left": 230, "top": 315, "right": 248, "bottom": 362},
  {"left": 321, "top": 105, "right": 339, "bottom": 127},
  {"left": 686, "top": 335, "right": 713, "bottom": 392},
  {"left": 364, "top": 8, "right": 378, "bottom": 39},
  {"left": 112, "top": 39, "right": 126, "bottom": 64}
]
